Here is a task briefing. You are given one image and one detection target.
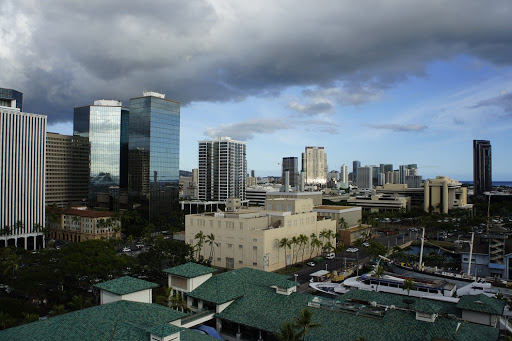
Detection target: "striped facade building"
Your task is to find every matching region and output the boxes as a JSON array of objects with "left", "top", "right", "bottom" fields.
[{"left": 0, "top": 105, "right": 46, "bottom": 249}]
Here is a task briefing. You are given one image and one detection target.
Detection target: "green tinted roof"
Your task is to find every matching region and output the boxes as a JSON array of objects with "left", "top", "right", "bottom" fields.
[
  {"left": 147, "top": 324, "right": 181, "bottom": 337},
  {"left": 456, "top": 294, "right": 505, "bottom": 315},
  {"left": 94, "top": 276, "right": 158, "bottom": 295},
  {"left": 215, "top": 287, "right": 499, "bottom": 341},
  {"left": 0, "top": 300, "right": 192, "bottom": 341},
  {"left": 163, "top": 262, "right": 217, "bottom": 278},
  {"left": 187, "top": 267, "right": 297, "bottom": 304}
]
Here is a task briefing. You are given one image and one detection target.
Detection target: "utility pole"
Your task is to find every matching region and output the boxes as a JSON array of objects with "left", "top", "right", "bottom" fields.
[
  {"left": 418, "top": 227, "right": 425, "bottom": 271},
  {"left": 467, "top": 232, "right": 475, "bottom": 277}
]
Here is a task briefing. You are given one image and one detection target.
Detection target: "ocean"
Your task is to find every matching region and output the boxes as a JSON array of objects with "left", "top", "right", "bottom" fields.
[{"left": 460, "top": 181, "right": 512, "bottom": 187}]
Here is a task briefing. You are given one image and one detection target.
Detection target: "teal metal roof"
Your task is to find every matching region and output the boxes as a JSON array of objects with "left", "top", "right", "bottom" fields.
[
  {"left": 163, "top": 262, "right": 217, "bottom": 278},
  {"left": 215, "top": 287, "right": 499, "bottom": 341},
  {"left": 0, "top": 300, "right": 206, "bottom": 341},
  {"left": 94, "top": 276, "right": 158, "bottom": 295},
  {"left": 187, "top": 267, "right": 297, "bottom": 304},
  {"left": 147, "top": 324, "right": 181, "bottom": 337},
  {"left": 456, "top": 294, "right": 505, "bottom": 315}
]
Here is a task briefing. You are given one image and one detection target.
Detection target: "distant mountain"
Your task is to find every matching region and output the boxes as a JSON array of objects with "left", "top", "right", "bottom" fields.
[{"left": 179, "top": 170, "right": 192, "bottom": 177}]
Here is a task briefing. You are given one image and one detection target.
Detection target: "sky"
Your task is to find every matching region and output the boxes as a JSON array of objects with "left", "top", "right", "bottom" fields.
[{"left": 2, "top": 0, "right": 512, "bottom": 180}]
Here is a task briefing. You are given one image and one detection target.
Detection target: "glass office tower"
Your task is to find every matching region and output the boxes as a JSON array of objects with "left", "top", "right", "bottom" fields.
[
  {"left": 128, "top": 92, "right": 180, "bottom": 223},
  {"left": 74, "top": 100, "right": 129, "bottom": 205},
  {"left": 473, "top": 140, "right": 492, "bottom": 196}
]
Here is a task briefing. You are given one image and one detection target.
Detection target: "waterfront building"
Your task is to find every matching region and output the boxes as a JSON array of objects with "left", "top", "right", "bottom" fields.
[
  {"left": 281, "top": 156, "right": 299, "bottom": 188},
  {"left": 128, "top": 92, "right": 180, "bottom": 222},
  {"left": 302, "top": 146, "right": 327, "bottom": 185},
  {"left": 198, "top": 136, "right": 246, "bottom": 201},
  {"left": 46, "top": 132, "right": 90, "bottom": 207},
  {"left": 0, "top": 105, "right": 46, "bottom": 249},
  {"left": 473, "top": 139, "right": 492, "bottom": 196},
  {"left": 74, "top": 100, "right": 129, "bottom": 206}
]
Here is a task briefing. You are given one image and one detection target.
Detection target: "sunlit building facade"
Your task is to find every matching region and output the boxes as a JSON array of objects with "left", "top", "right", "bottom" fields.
[
  {"left": 128, "top": 92, "right": 180, "bottom": 222},
  {"left": 74, "top": 100, "right": 129, "bottom": 206},
  {"left": 302, "top": 146, "right": 327, "bottom": 185},
  {"left": 0, "top": 105, "right": 46, "bottom": 249}
]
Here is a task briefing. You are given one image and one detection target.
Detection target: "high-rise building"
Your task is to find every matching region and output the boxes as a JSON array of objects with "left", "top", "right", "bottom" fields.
[
  {"left": 74, "top": 100, "right": 129, "bottom": 206},
  {"left": 302, "top": 147, "right": 327, "bottom": 185},
  {"left": 340, "top": 164, "right": 348, "bottom": 183},
  {"left": 473, "top": 140, "right": 492, "bottom": 196},
  {"left": 128, "top": 92, "right": 180, "bottom": 222},
  {"left": 46, "top": 133, "right": 90, "bottom": 207},
  {"left": 198, "top": 136, "right": 246, "bottom": 201},
  {"left": 353, "top": 161, "right": 361, "bottom": 185},
  {"left": 0, "top": 88, "right": 23, "bottom": 111},
  {"left": 379, "top": 164, "right": 393, "bottom": 174},
  {"left": 357, "top": 166, "right": 373, "bottom": 190},
  {"left": 282, "top": 157, "right": 299, "bottom": 188},
  {"left": 0, "top": 105, "right": 46, "bottom": 249},
  {"left": 399, "top": 164, "right": 418, "bottom": 184}
]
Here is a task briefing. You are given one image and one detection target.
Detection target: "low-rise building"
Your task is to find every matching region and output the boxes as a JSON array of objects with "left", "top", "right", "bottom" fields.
[
  {"left": 47, "top": 207, "right": 120, "bottom": 242},
  {"left": 185, "top": 198, "right": 336, "bottom": 271},
  {"left": 347, "top": 194, "right": 410, "bottom": 213},
  {"left": 424, "top": 176, "right": 472, "bottom": 214},
  {"left": 376, "top": 183, "right": 425, "bottom": 208},
  {"left": 338, "top": 225, "right": 373, "bottom": 245},
  {"left": 266, "top": 191, "right": 323, "bottom": 205},
  {"left": 313, "top": 205, "right": 362, "bottom": 231}
]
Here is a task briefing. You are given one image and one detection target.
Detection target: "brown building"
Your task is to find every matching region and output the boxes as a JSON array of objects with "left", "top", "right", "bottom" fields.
[
  {"left": 47, "top": 208, "right": 120, "bottom": 242},
  {"left": 46, "top": 132, "right": 90, "bottom": 207}
]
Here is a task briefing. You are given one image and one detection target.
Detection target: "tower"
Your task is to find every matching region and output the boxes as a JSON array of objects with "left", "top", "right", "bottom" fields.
[
  {"left": 282, "top": 157, "right": 299, "bottom": 188},
  {"left": 0, "top": 103, "right": 46, "bottom": 249},
  {"left": 302, "top": 147, "right": 327, "bottom": 185},
  {"left": 128, "top": 92, "right": 180, "bottom": 222},
  {"left": 473, "top": 140, "right": 492, "bottom": 196},
  {"left": 74, "top": 100, "right": 129, "bottom": 206},
  {"left": 353, "top": 160, "right": 361, "bottom": 185},
  {"left": 198, "top": 137, "right": 246, "bottom": 201}
]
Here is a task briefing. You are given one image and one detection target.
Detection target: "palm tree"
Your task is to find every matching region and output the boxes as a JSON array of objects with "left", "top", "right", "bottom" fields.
[
  {"left": 291, "top": 236, "right": 299, "bottom": 265},
  {"left": 319, "top": 229, "right": 328, "bottom": 247},
  {"left": 402, "top": 278, "right": 414, "bottom": 296},
  {"left": 206, "top": 233, "right": 218, "bottom": 262},
  {"left": 3, "top": 250, "right": 21, "bottom": 280},
  {"left": 298, "top": 234, "right": 308, "bottom": 265},
  {"left": 279, "top": 238, "right": 291, "bottom": 268},
  {"left": 68, "top": 295, "right": 92, "bottom": 311},
  {"left": 276, "top": 321, "right": 300, "bottom": 341},
  {"left": 49, "top": 304, "right": 66, "bottom": 316},
  {"left": 21, "top": 312, "right": 39, "bottom": 324},
  {"left": 339, "top": 217, "right": 348, "bottom": 230},
  {"left": 0, "top": 311, "right": 14, "bottom": 330},
  {"left": 309, "top": 235, "right": 321, "bottom": 259},
  {"left": 294, "top": 308, "right": 320, "bottom": 340},
  {"left": 374, "top": 265, "right": 385, "bottom": 291},
  {"left": 194, "top": 231, "right": 205, "bottom": 260}
]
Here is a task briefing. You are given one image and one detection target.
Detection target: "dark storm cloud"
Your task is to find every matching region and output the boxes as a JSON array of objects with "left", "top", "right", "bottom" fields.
[
  {"left": 472, "top": 92, "right": 512, "bottom": 115},
  {"left": 2, "top": 0, "right": 512, "bottom": 123}
]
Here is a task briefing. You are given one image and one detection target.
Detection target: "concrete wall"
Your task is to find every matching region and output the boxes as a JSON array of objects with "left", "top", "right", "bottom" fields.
[{"left": 461, "top": 310, "right": 492, "bottom": 326}]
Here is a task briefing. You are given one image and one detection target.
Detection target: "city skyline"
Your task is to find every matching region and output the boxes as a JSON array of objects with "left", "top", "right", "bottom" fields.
[{"left": 2, "top": 1, "right": 512, "bottom": 180}]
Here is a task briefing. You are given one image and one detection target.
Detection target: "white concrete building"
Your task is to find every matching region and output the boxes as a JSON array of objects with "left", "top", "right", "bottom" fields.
[
  {"left": 198, "top": 137, "right": 246, "bottom": 201},
  {"left": 0, "top": 104, "right": 46, "bottom": 249},
  {"left": 302, "top": 146, "right": 327, "bottom": 185}
]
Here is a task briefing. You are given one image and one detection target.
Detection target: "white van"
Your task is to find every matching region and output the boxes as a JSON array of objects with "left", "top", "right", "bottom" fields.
[{"left": 326, "top": 252, "right": 335, "bottom": 260}]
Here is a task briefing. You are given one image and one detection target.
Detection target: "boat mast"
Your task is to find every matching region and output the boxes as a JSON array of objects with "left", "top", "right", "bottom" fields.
[
  {"left": 418, "top": 227, "right": 425, "bottom": 271},
  {"left": 467, "top": 232, "right": 475, "bottom": 277}
]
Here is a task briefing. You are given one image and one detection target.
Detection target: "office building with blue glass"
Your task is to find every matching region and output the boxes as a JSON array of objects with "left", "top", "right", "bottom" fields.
[
  {"left": 73, "top": 100, "right": 129, "bottom": 206},
  {"left": 0, "top": 88, "right": 23, "bottom": 111},
  {"left": 128, "top": 92, "right": 180, "bottom": 223}
]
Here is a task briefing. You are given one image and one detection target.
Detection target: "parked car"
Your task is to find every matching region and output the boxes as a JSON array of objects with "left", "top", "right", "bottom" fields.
[
  {"left": 362, "top": 242, "right": 370, "bottom": 247},
  {"left": 307, "top": 262, "right": 316, "bottom": 267},
  {"left": 122, "top": 247, "right": 131, "bottom": 252},
  {"left": 347, "top": 248, "right": 359, "bottom": 253},
  {"left": 326, "top": 252, "right": 335, "bottom": 260}
]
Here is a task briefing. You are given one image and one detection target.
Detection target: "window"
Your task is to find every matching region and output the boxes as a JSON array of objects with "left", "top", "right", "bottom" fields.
[
  {"left": 253, "top": 262, "right": 258, "bottom": 266},
  {"left": 226, "top": 257, "right": 234, "bottom": 269}
]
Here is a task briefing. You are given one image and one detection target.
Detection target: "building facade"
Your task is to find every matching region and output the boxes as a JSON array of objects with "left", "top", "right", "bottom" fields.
[
  {"left": 352, "top": 160, "right": 361, "bottom": 185},
  {"left": 0, "top": 88, "right": 23, "bottom": 111},
  {"left": 423, "top": 176, "right": 472, "bottom": 214},
  {"left": 302, "top": 146, "right": 327, "bottom": 185},
  {"left": 357, "top": 166, "right": 373, "bottom": 189},
  {"left": 340, "top": 164, "right": 348, "bottom": 184},
  {"left": 128, "top": 92, "right": 180, "bottom": 222},
  {"left": 46, "top": 133, "right": 90, "bottom": 207},
  {"left": 473, "top": 140, "right": 492, "bottom": 196},
  {"left": 185, "top": 198, "right": 336, "bottom": 272},
  {"left": 281, "top": 157, "right": 299, "bottom": 188},
  {"left": 74, "top": 100, "right": 129, "bottom": 206},
  {"left": 0, "top": 106, "right": 46, "bottom": 249},
  {"left": 47, "top": 208, "right": 120, "bottom": 242},
  {"left": 198, "top": 136, "right": 246, "bottom": 201}
]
